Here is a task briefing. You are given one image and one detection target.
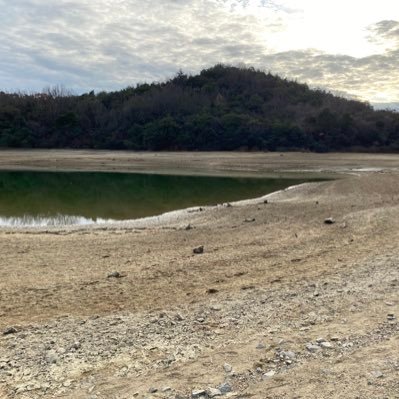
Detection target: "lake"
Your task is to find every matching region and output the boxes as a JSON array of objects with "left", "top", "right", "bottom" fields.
[{"left": 0, "top": 171, "right": 317, "bottom": 227}]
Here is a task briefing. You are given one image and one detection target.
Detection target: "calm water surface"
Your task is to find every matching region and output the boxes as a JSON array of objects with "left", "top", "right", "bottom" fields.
[{"left": 0, "top": 171, "right": 316, "bottom": 226}]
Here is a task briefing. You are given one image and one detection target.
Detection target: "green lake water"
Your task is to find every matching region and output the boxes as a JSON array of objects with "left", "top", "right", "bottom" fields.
[{"left": 0, "top": 171, "right": 317, "bottom": 227}]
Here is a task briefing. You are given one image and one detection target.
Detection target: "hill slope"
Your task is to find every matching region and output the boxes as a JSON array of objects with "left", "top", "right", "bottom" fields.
[{"left": 1, "top": 65, "right": 399, "bottom": 151}]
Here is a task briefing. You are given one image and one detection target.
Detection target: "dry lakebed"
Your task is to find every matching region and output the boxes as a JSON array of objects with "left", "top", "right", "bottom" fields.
[{"left": 0, "top": 150, "right": 398, "bottom": 399}]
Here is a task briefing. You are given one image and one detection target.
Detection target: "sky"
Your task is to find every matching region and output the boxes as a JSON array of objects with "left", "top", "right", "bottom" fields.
[{"left": 1, "top": 0, "right": 399, "bottom": 108}]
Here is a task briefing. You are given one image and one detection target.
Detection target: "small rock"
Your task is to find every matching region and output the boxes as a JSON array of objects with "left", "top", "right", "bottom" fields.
[
  {"left": 223, "top": 363, "right": 233, "bottom": 373},
  {"left": 3, "top": 327, "right": 17, "bottom": 335},
  {"left": 256, "top": 342, "right": 266, "bottom": 350},
  {"left": 371, "top": 370, "right": 384, "bottom": 379},
  {"left": 71, "top": 341, "right": 81, "bottom": 350},
  {"left": 324, "top": 217, "right": 335, "bottom": 224},
  {"left": 45, "top": 351, "right": 58, "bottom": 364},
  {"left": 306, "top": 343, "right": 321, "bottom": 353},
  {"left": 218, "top": 383, "right": 232, "bottom": 394},
  {"left": 244, "top": 218, "right": 256, "bottom": 223},
  {"left": 281, "top": 351, "right": 296, "bottom": 360},
  {"left": 316, "top": 338, "right": 326, "bottom": 343},
  {"left": 211, "top": 305, "right": 222, "bottom": 311},
  {"left": 175, "top": 313, "right": 185, "bottom": 321},
  {"left": 320, "top": 341, "right": 334, "bottom": 349},
  {"left": 161, "top": 386, "right": 172, "bottom": 392},
  {"left": 263, "top": 370, "right": 276, "bottom": 379},
  {"left": 263, "top": 199, "right": 268, "bottom": 204},
  {"left": 185, "top": 224, "right": 193, "bottom": 230},
  {"left": 207, "top": 387, "right": 222, "bottom": 397},
  {"left": 330, "top": 336, "right": 340, "bottom": 342},
  {"left": 387, "top": 313, "right": 395, "bottom": 320},
  {"left": 149, "top": 387, "right": 158, "bottom": 393},
  {"left": 192, "top": 389, "right": 207, "bottom": 398},
  {"left": 107, "top": 271, "right": 124, "bottom": 279},
  {"left": 207, "top": 288, "right": 219, "bottom": 294},
  {"left": 193, "top": 246, "right": 204, "bottom": 254}
]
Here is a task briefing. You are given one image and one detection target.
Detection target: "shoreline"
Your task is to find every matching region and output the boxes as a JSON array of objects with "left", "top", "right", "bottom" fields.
[{"left": 0, "top": 181, "right": 319, "bottom": 233}]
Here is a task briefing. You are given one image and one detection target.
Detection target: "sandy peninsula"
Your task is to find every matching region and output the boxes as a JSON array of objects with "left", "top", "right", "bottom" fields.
[{"left": 0, "top": 151, "right": 398, "bottom": 399}]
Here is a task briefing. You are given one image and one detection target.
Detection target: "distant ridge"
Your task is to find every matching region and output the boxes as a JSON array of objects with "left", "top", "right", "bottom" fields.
[{"left": 1, "top": 65, "right": 398, "bottom": 151}]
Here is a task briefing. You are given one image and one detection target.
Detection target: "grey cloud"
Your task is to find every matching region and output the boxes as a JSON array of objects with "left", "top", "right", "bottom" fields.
[
  {"left": 367, "top": 20, "right": 399, "bottom": 49},
  {"left": 259, "top": 47, "right": 399, "bottom": 103},
  {"left": 370, "top": 20, "right": 399, "bottom": 39},
  {"left": 0, "top": 1, "right": 398, "bottom": 105},
  {"left": 0, "top": 0, "right": 277, "bottom": 92}
]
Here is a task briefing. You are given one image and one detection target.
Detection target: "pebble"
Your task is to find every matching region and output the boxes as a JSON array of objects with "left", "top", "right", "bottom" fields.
[
  {"left": 218, "top": 382, "right": 232, "bottom": 394},
  {"left": 320, "top": 342, "right": 334, "bottom": 349},
  {"left": 193, "top": 246, "right": 204, "bottom": 254},
  {"left": 3, "top": 327, "right": 17, "bottom": 335},
  {"left": 45, "top": 351, "right": 58, "bottom": 364},
  {"left": 223, "top": 363, "right": 233, "bottom": 373},
  {"left": 148, "top": 387, "right": 158, "bottom": 393},
  {"left": 207, "top": 387, "right": 222, "bottom": 397},
  {"left": 263, "top": 370, "right": 276, "bottom": 379},
  {"left": 107, "top": 271, "right": 123, "bottom": 279},
  {"left": 192, "top": 389, "right": 207, "bottom": 398},
  {"left": 306, "top": 343, "right": 321, "bottom": 353},
  {"left": 71, "top": 341, "right": 81, "bottom": 350},
  {"left": 371, "top": 370, "right": 384, "bottom": 379},
  {"left": 280, "top": 351, "right": 296, "bottom": 360},
  {"left": 324, "top": 217, "right": 335, "bottom": 224},
  {"left": 256, "top": 342, "right": 266, "bottom": 349}
]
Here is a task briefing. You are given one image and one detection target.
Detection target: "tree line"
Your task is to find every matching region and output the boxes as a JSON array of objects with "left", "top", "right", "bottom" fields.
[{"left": 1, "top": 64, "right": 399, "bottom": 152}]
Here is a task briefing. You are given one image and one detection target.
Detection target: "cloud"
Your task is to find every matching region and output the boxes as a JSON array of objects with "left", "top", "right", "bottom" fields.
[
  {"left": 260, "top": 48, "right": 399, "bottom": 103},
  {"left": 0, "top": 0, "right": 398, "bottom": 106},
  {"left": 368, "top": 20, "right": 399, "bottom": 46},
  {"left": 0, "top": 0, "right": 286, "bottom": 92}
]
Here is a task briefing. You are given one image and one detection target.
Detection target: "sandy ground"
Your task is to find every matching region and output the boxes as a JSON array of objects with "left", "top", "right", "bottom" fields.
[
  {"left": 0, "top": 151, "right": 398, "bottom": 399},
  {"left": 0, "top": 149, "right": 398, "bottom": 177}
]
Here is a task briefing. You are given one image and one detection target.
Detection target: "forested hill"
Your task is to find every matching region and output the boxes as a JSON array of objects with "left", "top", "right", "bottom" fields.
[{"left": 1, "top": 65, "right": 399, "bottom": 152}]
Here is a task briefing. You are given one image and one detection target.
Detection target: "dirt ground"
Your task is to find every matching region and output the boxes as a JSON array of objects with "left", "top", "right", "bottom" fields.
[{"left": 0, "top": 151, "right": 398, "bottom": 399}]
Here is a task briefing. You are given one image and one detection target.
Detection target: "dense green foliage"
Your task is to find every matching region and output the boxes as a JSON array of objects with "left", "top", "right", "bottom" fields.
[{"left": 1, "top": 65, "right": 399, "bottom": 151}]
